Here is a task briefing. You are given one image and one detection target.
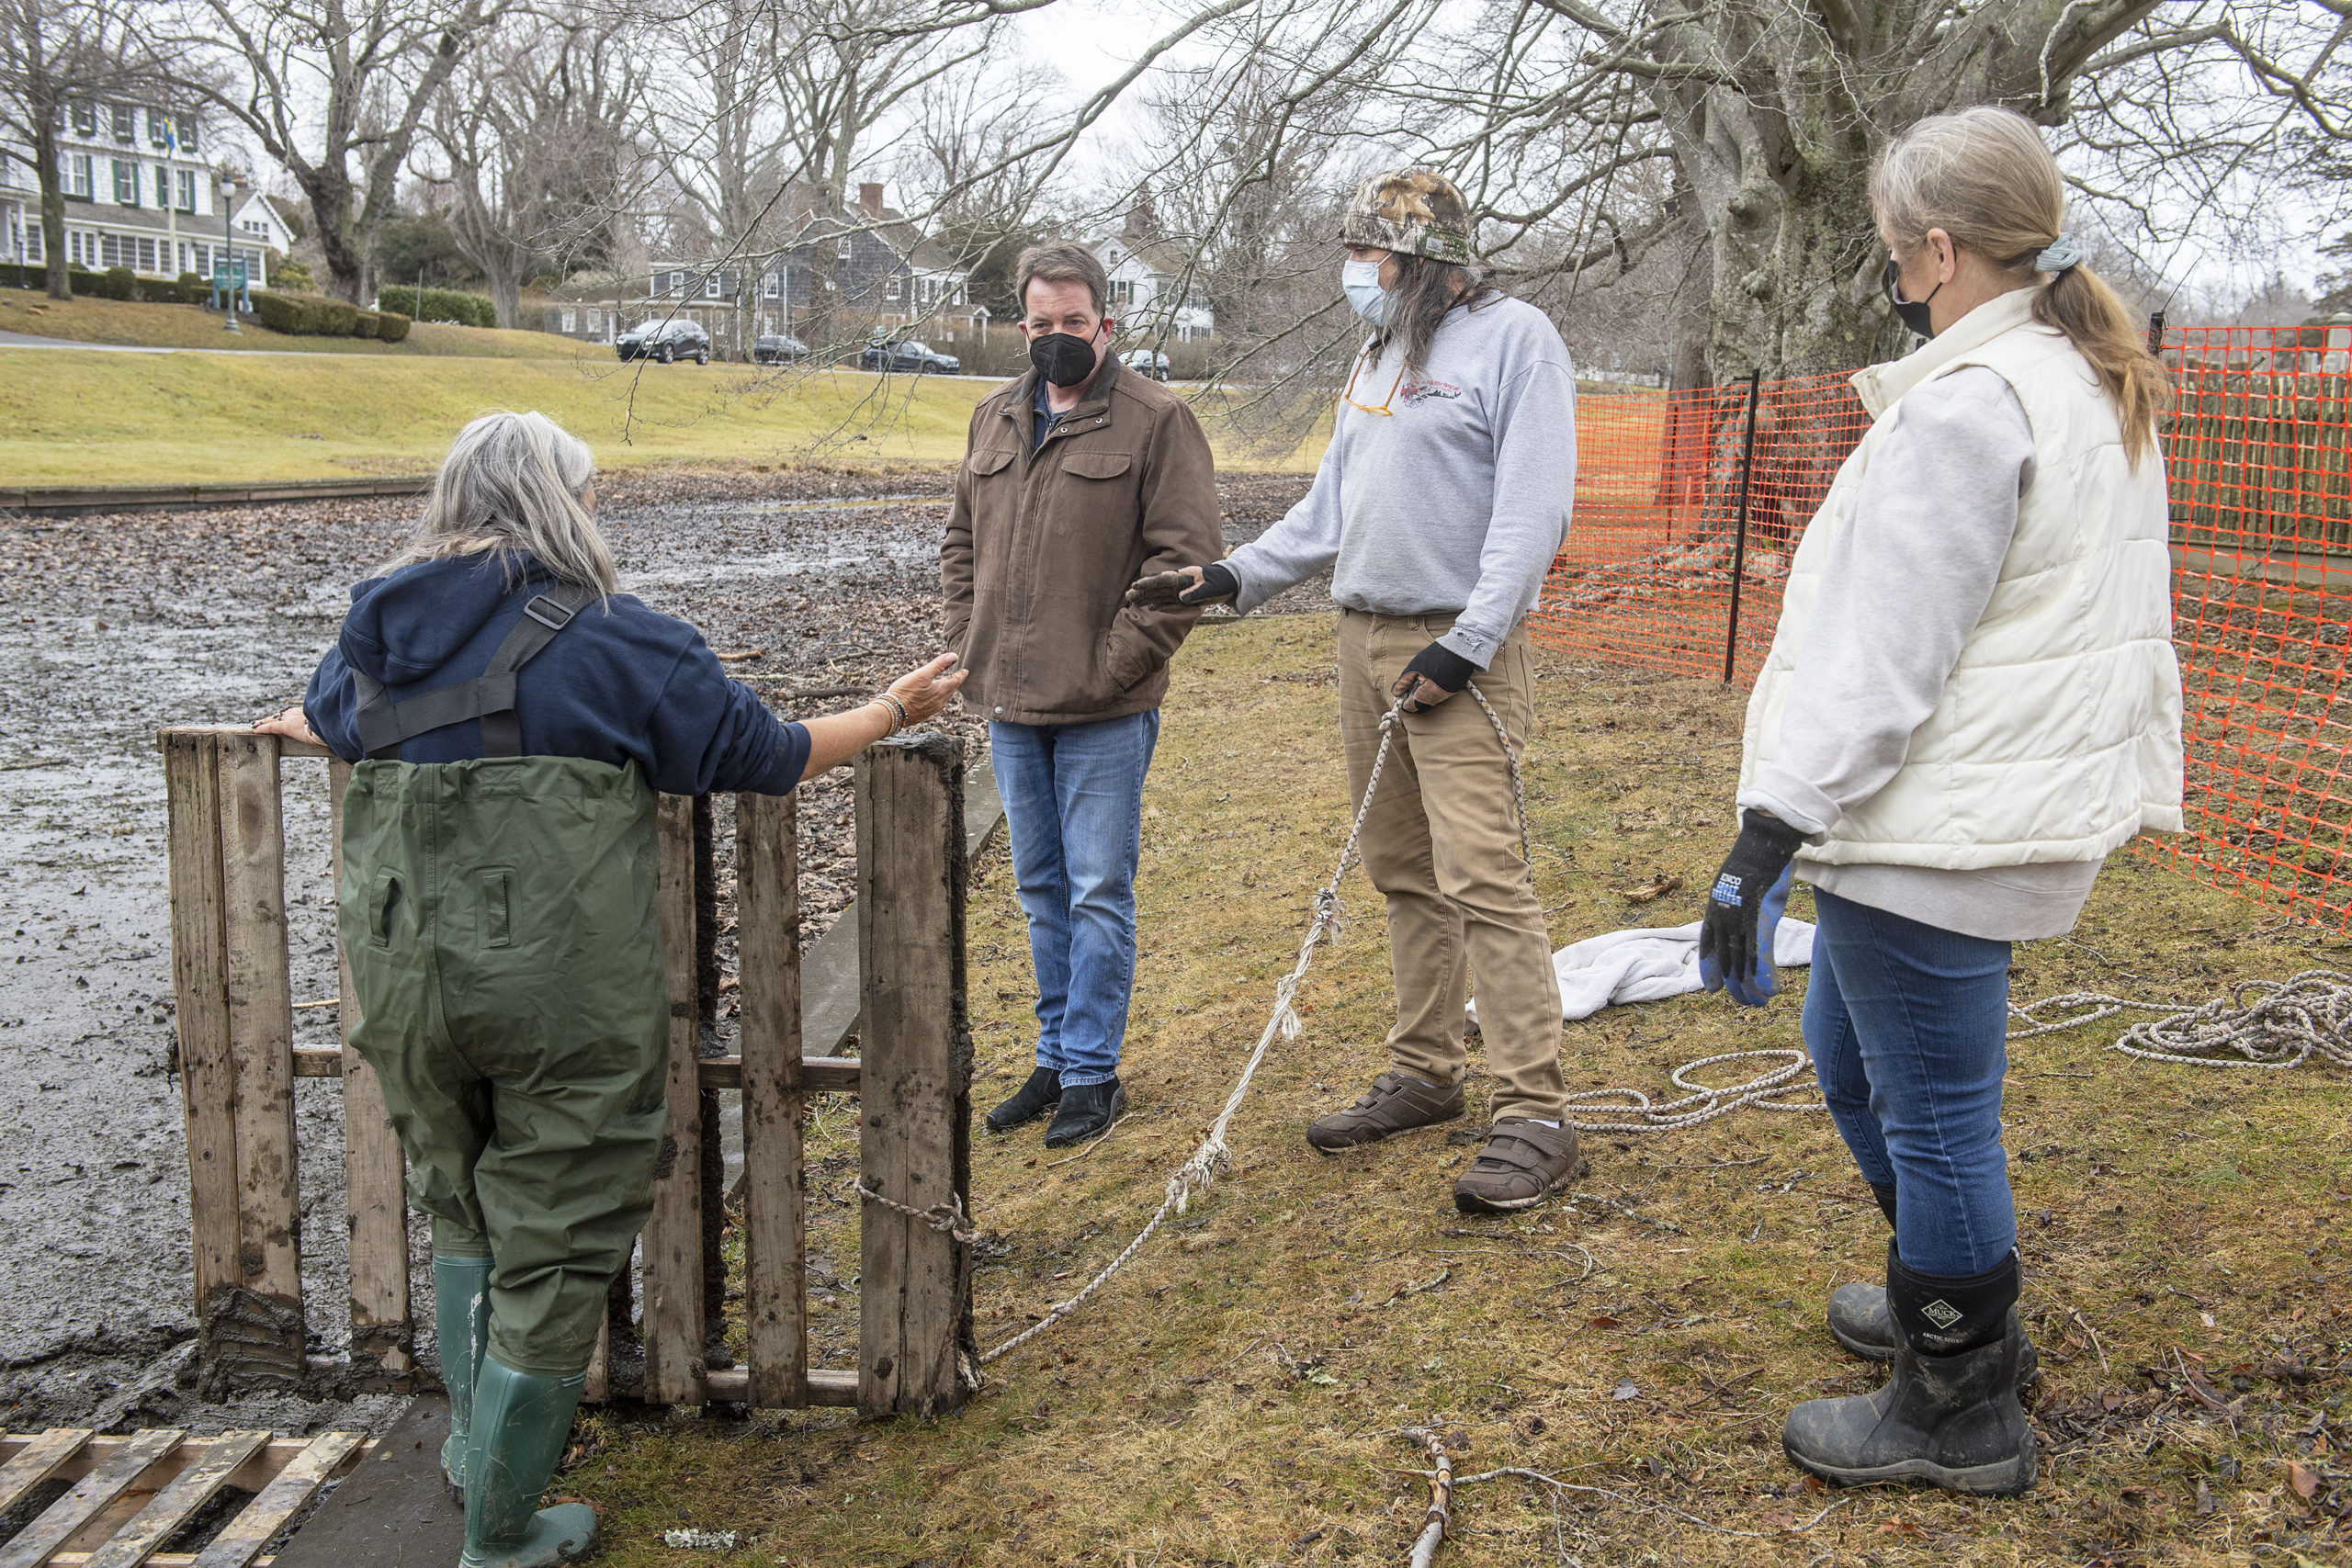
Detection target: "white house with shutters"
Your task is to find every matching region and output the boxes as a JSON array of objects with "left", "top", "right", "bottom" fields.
[
  {"left": 0, "top": 100, "right": 274, "bottom": 287},
  {"left": 1091, "top": 209, "right": 1213, "bottom": 343}
]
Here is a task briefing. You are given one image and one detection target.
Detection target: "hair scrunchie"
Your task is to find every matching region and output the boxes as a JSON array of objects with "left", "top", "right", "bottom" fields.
[{"left": 2034, "top": 232, "right": 2084, "bottom": 274}]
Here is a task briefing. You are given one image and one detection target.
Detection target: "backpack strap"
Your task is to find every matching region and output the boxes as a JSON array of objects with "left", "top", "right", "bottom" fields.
[{"left": 351, "top": 582, "right": 598, "bottom": 761}]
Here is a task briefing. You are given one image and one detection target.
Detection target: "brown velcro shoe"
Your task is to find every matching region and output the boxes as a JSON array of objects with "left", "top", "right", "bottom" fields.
[
  {"left": 1453, "top": 1118, "right": 1587, "bottom": 1214},
  {"left": 1305, "top": 1069, "right": 1466, "bottom": 1152}
]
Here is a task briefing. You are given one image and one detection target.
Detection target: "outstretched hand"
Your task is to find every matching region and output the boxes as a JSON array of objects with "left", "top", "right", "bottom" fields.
[
  {"left": 1126, "top": 560, "right": 1238, "bottom": 609},
  {"left": 887, "top": 653, "right": 967, "bottom": 723}
]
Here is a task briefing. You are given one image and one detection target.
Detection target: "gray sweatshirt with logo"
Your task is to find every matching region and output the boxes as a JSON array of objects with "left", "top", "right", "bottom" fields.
[
  {"left": 1223, "top": 294, "right": 1577, "bottom": 668},
  {"left": 1737, "top": 365, "right": 2100, "bottom": 942}
]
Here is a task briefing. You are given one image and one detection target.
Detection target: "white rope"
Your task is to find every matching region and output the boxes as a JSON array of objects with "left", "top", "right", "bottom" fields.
[
  {"left": 1560, "top": 1048, "right": 1825, "bottom": 1134},
  {"left": 2007, "top": 969, "right": 2352, "bottom": 1070}
]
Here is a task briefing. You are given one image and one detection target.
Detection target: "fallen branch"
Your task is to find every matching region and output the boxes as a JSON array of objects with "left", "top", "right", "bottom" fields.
[
  {"left": 1381, "top": 1268, "right": 1452, "bottom": 1308},
  {"left": 1442, "top": 1466, "right": 1849, "bottom": 1542},
  {"left": 1405, "top": 1430, "right": 1452, "bottom": 1568}
]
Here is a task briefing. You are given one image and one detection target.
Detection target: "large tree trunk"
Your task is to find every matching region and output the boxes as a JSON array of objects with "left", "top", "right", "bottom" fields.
[
  {"left": 35, "top": 115, "right": 66, "bottom": 299},
  {"left": 1642, "top": 0, "right": 2164, "bottom": 380}
]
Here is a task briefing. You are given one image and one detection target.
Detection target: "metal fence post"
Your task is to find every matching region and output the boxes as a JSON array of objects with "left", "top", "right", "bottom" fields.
[{"left": 1722, "top": 367, "right": 1763, "bottom": 683}]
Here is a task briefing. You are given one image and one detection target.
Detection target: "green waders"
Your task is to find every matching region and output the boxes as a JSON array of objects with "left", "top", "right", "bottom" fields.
[{"left": 342, "top": 752, "right": 666, "bottom": 1568}]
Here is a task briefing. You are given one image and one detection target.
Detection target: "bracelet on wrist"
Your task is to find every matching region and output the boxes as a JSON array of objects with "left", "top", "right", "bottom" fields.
[{"left": 874, "top": 694, "right": 910, "bottom": 735}]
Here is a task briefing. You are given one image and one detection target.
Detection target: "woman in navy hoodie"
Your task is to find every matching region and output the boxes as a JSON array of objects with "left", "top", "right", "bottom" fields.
[{"left": 254, "top": 410, "right": 962, "bottom": 1568}]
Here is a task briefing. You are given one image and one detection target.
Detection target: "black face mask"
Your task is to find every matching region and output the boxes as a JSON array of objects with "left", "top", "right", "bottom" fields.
[
  {"left": 1882, "top": 256, "right": 1940, "bottom": 339},
  {"left": 1028, "top": 330, "right": 1099, "bottom": 388}
]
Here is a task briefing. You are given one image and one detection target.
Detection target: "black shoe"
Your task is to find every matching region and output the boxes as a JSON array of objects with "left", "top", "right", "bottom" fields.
[
  {"left": 1782, "top": 1316, "right": 2038, "bottom": 1495},
  {"left": 1828, "top": 1286, "right": 2040, "bottom": 1382},
  {"left": 1043, "top": 1079, "right": 1125, "bottom": 1147},
  {"left": 985, "top": 1067, "right": 1062, "bottom": 1134}
]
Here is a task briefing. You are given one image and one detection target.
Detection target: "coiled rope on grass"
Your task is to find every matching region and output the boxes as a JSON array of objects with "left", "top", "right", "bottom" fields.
[{"left": 2009, "top": 968, "right": 2352, "bottom": 1069}]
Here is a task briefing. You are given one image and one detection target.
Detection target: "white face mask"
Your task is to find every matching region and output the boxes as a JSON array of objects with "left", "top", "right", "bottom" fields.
[{"left": 1341, "top": 257, "right": 1389, "bottom": 325}]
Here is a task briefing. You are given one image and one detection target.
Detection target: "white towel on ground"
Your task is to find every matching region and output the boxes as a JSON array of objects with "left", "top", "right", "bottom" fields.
[{"left": 1469, "top": 918, "right": 1815, "bottom": 1025}]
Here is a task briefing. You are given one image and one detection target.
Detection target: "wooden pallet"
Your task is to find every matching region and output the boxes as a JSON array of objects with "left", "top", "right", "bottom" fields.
[{"left": 0, "top": 1431, "right": 368, "bottom": 1568}]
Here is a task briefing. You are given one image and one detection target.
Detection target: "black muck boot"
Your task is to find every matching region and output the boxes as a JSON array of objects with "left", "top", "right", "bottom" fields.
[
  {"left": 1043, "top": 1078, "right": 1125, "bottom": 1147},
  {"left": 1783, "top": 1244, "right": 2038, "bottom": 1496},
  {"left": 985, "top": 1067, "right": 1062, "bottom": 1134}
]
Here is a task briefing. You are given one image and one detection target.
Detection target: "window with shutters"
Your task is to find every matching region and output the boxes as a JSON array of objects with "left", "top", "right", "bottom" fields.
[
  {"left": 176, "top": 169, "right": 196, "bottom": 211},
  {"left": 110, "top": 104, "right": 132, "bottom": 142},
  {"left": 154, "top": 165, "right": 169, "bottom": 207},
  {"left": 149, "top": 110, "right": 170, "bottom": 147},
  {"left": 71, "top": 102, "right": 96, "bottom": 136},
  {"left": 65, "top": 153, "right": 91, "bottom": 199},
  {"left": 114, "top": 159, "right": 138, "bottom": 205},
  {"left": 179, "top": 118, "right": 199, "bottom": 153}
]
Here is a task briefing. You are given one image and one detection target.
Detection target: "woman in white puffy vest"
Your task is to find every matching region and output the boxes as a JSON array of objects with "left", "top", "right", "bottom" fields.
[{"left": 1693, "top": 106, "right": 2183, "bottom": 1496}]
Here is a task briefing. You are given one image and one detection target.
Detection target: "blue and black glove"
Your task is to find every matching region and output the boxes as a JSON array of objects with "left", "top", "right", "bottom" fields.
[{"left": 1698, "top": 809, "right": 1806, "bottom": 1006}]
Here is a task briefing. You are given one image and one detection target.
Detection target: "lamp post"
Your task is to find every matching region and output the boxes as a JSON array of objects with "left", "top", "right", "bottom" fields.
[{"left": 220, "top": 176, "right": 239, "bottom": 333}]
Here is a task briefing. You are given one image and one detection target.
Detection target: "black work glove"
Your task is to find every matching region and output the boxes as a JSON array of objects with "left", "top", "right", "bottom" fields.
[
  {"left": 1698, "top": 809, "right": 1807, "bottom": 1007},
  {"left": 1391, "top": 640, "right": 1477, "bottom": 715},
  {"left": 1125, "top": 560, "right": 1238, "bottom": 609}
]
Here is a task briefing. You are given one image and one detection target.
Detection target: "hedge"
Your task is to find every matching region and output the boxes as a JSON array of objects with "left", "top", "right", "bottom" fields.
[
  {"left": 249, "top": 289, "right": 402, "bottom": 340},
  {"left": 376, "top": 284, "right": 496, "bottom": 329}
]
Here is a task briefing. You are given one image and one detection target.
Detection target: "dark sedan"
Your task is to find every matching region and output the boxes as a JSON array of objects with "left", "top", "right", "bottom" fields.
[{"left": 859, "top": 338, "right": 961, "bottom": 375}]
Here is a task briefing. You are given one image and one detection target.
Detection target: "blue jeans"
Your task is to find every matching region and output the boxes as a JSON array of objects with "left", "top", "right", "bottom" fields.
[
  {"left": 989, "top": 712, "right": 1159, "bottom": 1088},
  {"left": 1804, "top": 886, "right": 2017, "bottom": 1276}
]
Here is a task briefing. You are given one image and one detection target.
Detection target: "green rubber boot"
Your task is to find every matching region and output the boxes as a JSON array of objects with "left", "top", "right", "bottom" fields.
[
  {"left": 434, "top": 1255, "right": 494, "bottom": 1495},
  {"left": 459, "top": 1358, "right": 597, "bottom": 1568}
]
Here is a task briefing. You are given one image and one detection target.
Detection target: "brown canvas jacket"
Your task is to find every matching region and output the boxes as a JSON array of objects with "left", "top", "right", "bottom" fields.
[{"left": 941, "top": 355, "right": 1223, "bottom": 726}]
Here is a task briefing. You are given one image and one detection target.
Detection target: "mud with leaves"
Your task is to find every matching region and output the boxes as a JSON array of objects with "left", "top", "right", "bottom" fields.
[{"left": 573, "top": 621, "right": 2348, "bottom": 1566}]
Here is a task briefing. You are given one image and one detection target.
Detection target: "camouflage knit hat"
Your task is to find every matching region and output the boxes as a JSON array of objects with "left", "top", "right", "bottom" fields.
[{"left": 1339, "top": 167, "right": 1476, "bottom": 264}]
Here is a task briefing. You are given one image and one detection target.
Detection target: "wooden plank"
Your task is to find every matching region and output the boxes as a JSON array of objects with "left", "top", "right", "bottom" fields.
[
  {"left": 329, "top": 761, "right": 412, "bottom": 1385},
  {"left": 854, "top": 736, "right": 972, "bottom": 1418},
  {"left": 639, "top": 793, "right": 705, "bottom": 1404},
  {"left": 735, "top": 791, "right": 806, "bottom": 1407},
  {"left": 186, "top": 1433, "right": 365, "bottom": 1568},
  {"left": 161, "top": 731, "right": 238, "bottom": 1330},
  {"left": 0, "top": 1438, "right": 356, "bottom": 1498},
  {"left": 0, "top": 1429, "right": 185, "bottom": 1568},
  {"left": 0, "top": 1430, "right": 95, "bottom": 1517},
  {"left": 695, "top": 1056, "right": 858, "bottom": 1094},
  {"left": 583, "top": 1317, "right": 609, "bottom": 1404},
  {"left": 698, "top": 1367, "right": 855, "bottom": 1408},
  {"left": 80, "top": 1433, "right": 271, "bottom": 1568},
  {"left": 214, "top": 735, "right": 302, "bottom": 1327}
]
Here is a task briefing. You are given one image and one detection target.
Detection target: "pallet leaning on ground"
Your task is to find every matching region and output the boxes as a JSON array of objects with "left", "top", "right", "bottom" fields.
[
  {"left": 0, "top": 1429, "right": 368, "bottom": 1568},
  {"left": 155, "top": 725, "right": 975, "bottom": 1417}
]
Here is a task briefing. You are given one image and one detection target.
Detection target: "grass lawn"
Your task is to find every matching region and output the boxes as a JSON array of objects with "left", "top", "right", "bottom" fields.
[
  {"left": 0, "top": 291, "right": 591, "bottom": 358},
  {"left": 0, "top": 342, "right": 1331, "bottom": 484},
  {"left": 566, "top": 619, "right": 2349, "bottom": 1566}
]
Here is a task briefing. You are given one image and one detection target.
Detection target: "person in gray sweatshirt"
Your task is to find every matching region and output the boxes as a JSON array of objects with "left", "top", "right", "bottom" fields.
[{"left": 1128, "top": 166, "right": 1579, "bottom": 1215}]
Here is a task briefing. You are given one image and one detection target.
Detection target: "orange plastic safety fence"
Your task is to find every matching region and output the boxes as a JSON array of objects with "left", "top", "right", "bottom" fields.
[
  {"left": 1532, "top": 322, "right": 2352, "bottom": 932},
  {"left": 2133, "top": 321, "right": 2352, "bottom": 931}
]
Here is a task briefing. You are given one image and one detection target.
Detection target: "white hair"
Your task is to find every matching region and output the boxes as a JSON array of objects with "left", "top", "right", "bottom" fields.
[{"left": 390, "top": 410, "right": 617, "bottom": 593}]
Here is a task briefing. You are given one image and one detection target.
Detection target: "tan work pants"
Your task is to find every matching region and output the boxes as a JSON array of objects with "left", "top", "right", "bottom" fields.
[{"left": 1337, "top": 609, "right": 1566, "bottom": 1122}]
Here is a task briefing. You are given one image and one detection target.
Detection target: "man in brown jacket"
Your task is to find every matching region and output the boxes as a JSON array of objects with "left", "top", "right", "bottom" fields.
[{"left": 943, "top": 241, "right": 1223, "bottom": 1146}]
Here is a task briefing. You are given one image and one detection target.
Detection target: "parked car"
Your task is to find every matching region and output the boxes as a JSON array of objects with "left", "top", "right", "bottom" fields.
[
  {"left": 1122, "top": 347, "right": 1171, "bottom": 382},
  {"left": 752, "top": 333, "right": 808, "bottom": 365},
  {"left": 860, "top": 338, "right": 961, "bottom": 375},
  {"left": 616, "top": 319, "right": 711, "bottom": 365}
]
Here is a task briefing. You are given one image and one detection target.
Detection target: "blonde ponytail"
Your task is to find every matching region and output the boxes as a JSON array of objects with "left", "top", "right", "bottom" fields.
[{"left": 1871, "top": 107, "right": 2169, "bottom": 468}]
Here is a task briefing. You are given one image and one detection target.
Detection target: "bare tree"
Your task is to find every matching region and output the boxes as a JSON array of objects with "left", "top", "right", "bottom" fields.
[
  {"left": 1114, "top": 0, "right": 2350, "bottom": 379},
  {"left": 160, "top": 0, "right": 514, "bottom": 302},
  {"left": 0, "top": 0, "right": 157, "bottom": 298},
  {"left": 424, "top": 11, "right": 643, "bottom": 326}
]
